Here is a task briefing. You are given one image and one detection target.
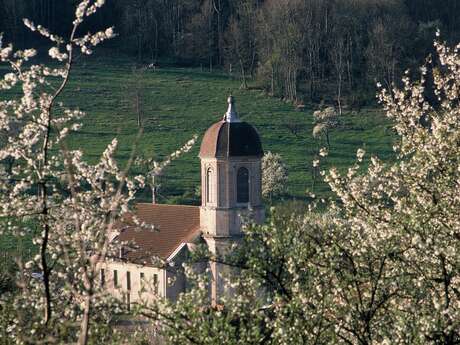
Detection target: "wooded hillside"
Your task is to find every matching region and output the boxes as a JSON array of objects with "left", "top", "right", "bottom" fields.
[{"left": 1, "top": 0, "right": 459, "bottom": 105}]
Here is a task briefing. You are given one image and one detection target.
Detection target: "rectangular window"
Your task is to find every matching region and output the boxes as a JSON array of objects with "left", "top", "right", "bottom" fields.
[
  {"left": 126, "top": 271, "right": 131, "bottom": 291},
  {"left": 206, "top": 168, "right": 213, "bottom": 203},
  {"left": 153, "top": 273, "right": 158, "bottom": 294},
  {"left": 140, "top": 272, "right": 145, "bottom": 289},
  {"left": 237, "top": 167, "right": 249, "bottom": 203},
  {"left": 100, "top": 268, "right": 105, "bottom": 287},
  {"left": 113, "top": 270, "right": 118, "bottom": 288}
]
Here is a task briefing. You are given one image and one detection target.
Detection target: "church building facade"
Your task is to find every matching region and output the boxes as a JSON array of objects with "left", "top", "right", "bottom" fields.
[{"left": 102, "top": 96, "right": 264, "bottom": 306}]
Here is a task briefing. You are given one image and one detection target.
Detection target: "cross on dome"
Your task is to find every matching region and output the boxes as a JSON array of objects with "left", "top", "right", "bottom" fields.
[{"left": 199, "top": 95, "right": 263, "bottom": 158}]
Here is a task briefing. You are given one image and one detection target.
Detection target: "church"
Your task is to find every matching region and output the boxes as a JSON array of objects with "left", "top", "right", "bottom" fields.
[{"left": 101, "top": 96, "right": 264, "bottom": 306}]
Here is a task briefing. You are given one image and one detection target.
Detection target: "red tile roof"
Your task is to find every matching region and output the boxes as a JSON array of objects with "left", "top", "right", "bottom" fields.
[{"left": 117, "top": 203, "right": 200, "bottom": 263}]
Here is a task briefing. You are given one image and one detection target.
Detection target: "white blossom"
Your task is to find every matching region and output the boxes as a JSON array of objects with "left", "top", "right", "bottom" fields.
[
  {"left": 319, "top": 147, "right": 328, "bottom": 157},
  {"left": 261, "top": 151, "right": 288, "bottom": 199},
  {"left": 0, "top": 2, "right": 131, "bottom": 344},
  {"left": 48, "top": 47, "right": 68, "bottom": 61},
  {"left": 142, "top": 35, "right": 460, "bottom": 345},
  {"left": 356, "top": 148, "right": 365, "bottom": 162}
]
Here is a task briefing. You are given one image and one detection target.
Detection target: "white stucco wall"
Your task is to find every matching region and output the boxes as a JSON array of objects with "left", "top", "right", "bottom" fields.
[
  {"left": 100, "top": 246, "right": 189, "bottom": 307},
  {"left": 100, "top": 260, "right": 163, "bottom": 307}
]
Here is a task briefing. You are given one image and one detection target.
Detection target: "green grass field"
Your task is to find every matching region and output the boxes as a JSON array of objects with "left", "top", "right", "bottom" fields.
[
  {"left": 2, "top": 54, "right": 396, "bottom": 205},
  {"left": 0, "top": 54, "right": 397, "bottom": 259}
]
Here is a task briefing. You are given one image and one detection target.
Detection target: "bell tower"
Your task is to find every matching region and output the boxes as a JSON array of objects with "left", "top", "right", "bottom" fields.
[{"left": 199, "top": 96, "right": 264, "bottom": 303}]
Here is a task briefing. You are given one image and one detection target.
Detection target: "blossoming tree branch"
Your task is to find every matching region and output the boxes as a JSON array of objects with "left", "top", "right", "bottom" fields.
[
  {"left": 0, "top": 1, "right": 144, "bottom": 344},
  {"left": 134, "top": 34, "right": 460, "bottom": 344}
]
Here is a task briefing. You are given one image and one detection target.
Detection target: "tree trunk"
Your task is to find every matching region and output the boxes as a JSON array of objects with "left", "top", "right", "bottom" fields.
[
  {"left": 155, "top": 19, "right": 158, "bottom": 61},
  {"left": 239, "top": 59, "right": 247, "bottom": 89},
  {"left": 152, "top": 175, "right": 156, "bottom": 204},
  {"left": 293, "top": 69, "right": 297, "bottom": 101},
  {"left": 347, "top": 36, "right": 353, "bottom": 91},
  {"left": 216, "top": 0, "right": 223, "bottom": 65},
  {"left": 77, "top": 296, "right": 91, "bottom": 345},
  {"left": 137, "top": 6, "right": 143, "bottom": 62},
  {"left": 271, "top": 64, "right": 275, "bottom": 96},
  {"left": 136, "top": 91, "right": 141, "bottom": 128},
  {"left": 337, "top": 72, "right": 342, "bottom": 116}
]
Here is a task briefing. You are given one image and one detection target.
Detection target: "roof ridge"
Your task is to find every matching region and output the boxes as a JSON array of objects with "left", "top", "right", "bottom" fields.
[
  {"left": 227, "top": 118, "right": 230, "bottom": 156},
  {"left": 176, "top": 226, "right": 201, "bottom": 250},
  {"left": 136, "top": 203, "right": 199, "bottom": 208},
  {"left": 216, "top": 121, "right": 225, "bottom": 158}
]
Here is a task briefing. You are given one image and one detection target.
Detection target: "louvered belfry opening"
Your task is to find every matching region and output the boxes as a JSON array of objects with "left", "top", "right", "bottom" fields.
[{"left": 237, "top": 167, "right": 249, "bottom": 203}]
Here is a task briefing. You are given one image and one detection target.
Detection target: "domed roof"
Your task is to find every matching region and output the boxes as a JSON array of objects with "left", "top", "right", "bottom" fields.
[{"left": 199, "top": 96, "right": 263, "bottom": 158}]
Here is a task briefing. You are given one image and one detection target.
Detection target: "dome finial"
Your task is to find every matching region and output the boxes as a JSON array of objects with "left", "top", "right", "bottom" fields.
[{"left": 224, "top": 95, "right": 240, "bottom": 123}]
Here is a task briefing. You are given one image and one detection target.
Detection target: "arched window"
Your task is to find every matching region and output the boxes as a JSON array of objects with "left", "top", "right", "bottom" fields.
[
  {"left": 206, "top": 168, "right": 213, "bottom": 203},
  {"left": 237, "top": 167, "right": 249, "bottom": 203}
]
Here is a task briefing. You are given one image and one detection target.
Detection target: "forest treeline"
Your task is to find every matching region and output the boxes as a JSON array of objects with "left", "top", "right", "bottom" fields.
[{"left": 1, "top": 0, "right": 460, "bottom": 105}]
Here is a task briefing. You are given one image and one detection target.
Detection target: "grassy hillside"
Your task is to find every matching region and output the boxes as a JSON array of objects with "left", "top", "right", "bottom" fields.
[{"left": 2, "top": 55, "right": 396, "bottom": 204}]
